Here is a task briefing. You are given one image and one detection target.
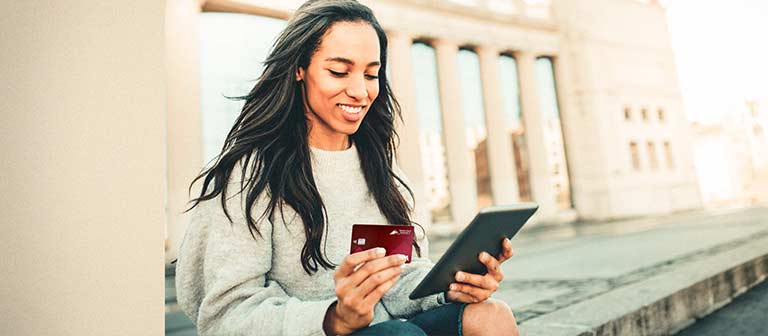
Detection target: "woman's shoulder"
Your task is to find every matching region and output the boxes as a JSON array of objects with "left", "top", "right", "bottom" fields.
[{"left": 189, "top": 158, "right": 272, "bottom": 232}]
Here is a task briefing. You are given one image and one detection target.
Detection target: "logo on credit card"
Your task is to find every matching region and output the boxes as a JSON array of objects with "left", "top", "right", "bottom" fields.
[{"left": 389, "top": 229, "right": 412, "bottom": 235}]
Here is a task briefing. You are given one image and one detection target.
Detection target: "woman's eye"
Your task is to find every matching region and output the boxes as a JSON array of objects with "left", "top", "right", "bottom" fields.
[
  {"left": 329, "top": 70, "right": 347, "bottom": 77},
  {"left": 366, "top": 75, "right": 379, "bottom": 80}
]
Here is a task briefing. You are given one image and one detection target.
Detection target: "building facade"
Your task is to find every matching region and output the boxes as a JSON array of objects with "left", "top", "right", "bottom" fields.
[
  {"left": 692, "top": 100, "right": 768, "bottom": 207},
  {"left": 164, "top": 0, "right": 702, "bottom": 261}
]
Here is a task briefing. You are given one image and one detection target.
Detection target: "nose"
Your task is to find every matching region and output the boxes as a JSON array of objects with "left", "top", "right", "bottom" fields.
[{"left": 345, "top": 76, "right": 368, "bottom": 100}]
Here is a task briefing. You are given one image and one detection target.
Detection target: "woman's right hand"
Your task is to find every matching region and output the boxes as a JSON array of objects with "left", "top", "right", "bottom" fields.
[{"left": 324, "top": 248, "right": 407, "bottom": 335}]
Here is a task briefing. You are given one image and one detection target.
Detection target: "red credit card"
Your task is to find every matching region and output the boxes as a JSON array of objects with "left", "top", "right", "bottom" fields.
[{"left": 350, "top": 224, "right": 414, "bottom": 263}]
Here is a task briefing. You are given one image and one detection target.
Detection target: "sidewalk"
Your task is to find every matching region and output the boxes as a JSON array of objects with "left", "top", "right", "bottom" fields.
[
  {"left": 165, "top": 206, "right": 768, "bottom": 335},
  {"left": 425, "top": 206, "right": 768, "bottom": 335}
]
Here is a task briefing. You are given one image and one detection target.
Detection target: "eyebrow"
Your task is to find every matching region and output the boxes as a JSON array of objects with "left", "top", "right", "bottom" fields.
[{"left": 324, "top": 57, "right": 381, "bottom": 67}]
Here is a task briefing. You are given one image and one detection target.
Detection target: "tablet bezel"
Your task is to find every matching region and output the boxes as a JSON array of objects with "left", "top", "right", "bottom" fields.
[{"left": 409, "top": 203, "right": 538, "bottom": 300}]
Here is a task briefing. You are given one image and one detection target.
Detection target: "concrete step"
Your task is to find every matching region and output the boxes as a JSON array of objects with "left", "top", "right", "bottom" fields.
[{"left": 518, "top": 234, "right": 768, "bottom": 335}]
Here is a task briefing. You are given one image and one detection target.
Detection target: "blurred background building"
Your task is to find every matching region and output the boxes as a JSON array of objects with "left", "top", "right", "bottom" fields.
[
  {"left": 164, "top": 0, "right": 767, "bottom": 262},
  {"left": 692, "top": 101, "right": 768, "bottom": 206}
]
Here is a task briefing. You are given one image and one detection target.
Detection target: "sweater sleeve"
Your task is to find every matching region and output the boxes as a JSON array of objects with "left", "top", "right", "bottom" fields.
[
  {"left": 379, "top": 236, "right": 450, "bottom": 319},
  {"left": 378, "top": 159, "right": 451, "bottom": 319},
  {"left": 174, "top": 181, "right": 336, "bottom": 336}
]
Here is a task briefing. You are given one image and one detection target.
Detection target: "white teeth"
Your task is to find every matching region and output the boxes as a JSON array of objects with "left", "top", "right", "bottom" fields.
[{"left": 338, "top": 104, "right": 363, "bottom": 114}]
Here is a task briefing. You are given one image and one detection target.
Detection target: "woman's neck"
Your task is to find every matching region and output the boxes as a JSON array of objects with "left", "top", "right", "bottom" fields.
[{"left": 307, "top": 127, "right": 351, "bottom": 151}]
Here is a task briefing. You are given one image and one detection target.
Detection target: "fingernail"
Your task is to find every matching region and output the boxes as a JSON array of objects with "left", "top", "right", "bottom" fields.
[
  {"left": 456, "top": 273, "right": 464, "bottom": 280},
  {"left": 397, "top": 254, "right": 408, "bottom": 261},
  {"left": 450, "top": 284, "right": 457, "bottom": 290},
  {"left": 375, "top": 247, "right": 386, "bottom": 255}
]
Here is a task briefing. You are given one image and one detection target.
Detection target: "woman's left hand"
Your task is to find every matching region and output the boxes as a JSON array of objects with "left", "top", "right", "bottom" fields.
[{"left": 445, "top": 238, "right": 514, "bottom": 303}]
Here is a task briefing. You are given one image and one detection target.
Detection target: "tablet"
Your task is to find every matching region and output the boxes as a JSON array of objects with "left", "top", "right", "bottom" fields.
[{"left": 409, "top": 203, "right": 538, "bottom": 300}]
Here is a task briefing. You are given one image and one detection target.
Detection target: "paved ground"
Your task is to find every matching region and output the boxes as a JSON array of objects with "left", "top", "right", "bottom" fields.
[
  {"left": 675, "top": 277, "right": 768, "bottom": 335},
  {"left": 165, "top": 205, "right": 768, "bottom": 335},
  {"left": 429, "top": 206, "right": 768, "bottom": 323}
]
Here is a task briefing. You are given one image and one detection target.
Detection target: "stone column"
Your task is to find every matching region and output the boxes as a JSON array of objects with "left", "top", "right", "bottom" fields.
[
  {"left": 165, "top": 0, "right": 205, "bottom": 263},
  {"left": 477, "top": 45, "right": 520, "bottom": 205},
  {"left": 514, "top": 51, "right": 557, "bottom": 219},
  {"left": 387, "top": 30, "right": 432, "bottom": 228},
  {"left": 551, "top": 54, "right": 579, "bottom": 214},
  {"left": 434, "top": 39, "right": 477, "bottom": 229}
]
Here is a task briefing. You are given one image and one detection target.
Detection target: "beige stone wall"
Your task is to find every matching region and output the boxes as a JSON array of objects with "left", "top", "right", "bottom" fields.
[{"left": 1, "top": 0, "right": 166, "bottom": 334}]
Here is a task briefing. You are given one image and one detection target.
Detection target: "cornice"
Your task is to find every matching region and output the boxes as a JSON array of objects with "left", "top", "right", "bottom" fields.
[{"left": 380, "top": 0, "right": 559, "bottom": 32}]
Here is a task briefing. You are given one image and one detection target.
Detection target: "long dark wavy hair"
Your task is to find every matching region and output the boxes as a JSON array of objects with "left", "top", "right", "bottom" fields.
[{"left": 187, "top": 0, "right": 423, "bottom": 275}]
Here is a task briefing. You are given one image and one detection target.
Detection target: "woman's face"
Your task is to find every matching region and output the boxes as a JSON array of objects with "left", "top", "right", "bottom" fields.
[{"left": 296, "top": 21, "right": 381, "bottom": 147}]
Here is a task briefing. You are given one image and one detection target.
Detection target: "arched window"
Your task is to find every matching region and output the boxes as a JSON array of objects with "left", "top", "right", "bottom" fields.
[
  {"left": 629, "top": 141, "right": 641, "bottom": 170},
  {"left": 647, "top": 141, "right": 659, "bottom": 170},
  {"left": 663, "top": 141, "right": 675, "bottom": 169}
]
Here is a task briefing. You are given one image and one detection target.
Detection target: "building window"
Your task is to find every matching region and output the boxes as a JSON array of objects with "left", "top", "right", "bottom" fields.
[
  {"left": 458, "top": 48, "right": 494, "bottom": 210},
  {"left": 535, "top": 57, "right": 572, "bottom": 209},
  {"left": 498, "top": 54, "right": 531, "bottom": 202},
  {"left": 657, "top": 108, "right": 665, "bottom": 122},
  {"left": 199, "top": 13, "right": 287, "bottom": 164},
  {"left": 624, "top": 106, "right": 632, "bottom": 120},
  {"left": 663, "top": 141, "right": 675, "bottom": 169},
  {"left": 411, "top": 42, "right": 453, "bottom": 222},
  {"left": 629, "top": 141, "right": 641, "bottom": 170},
  {"left": 641, "top": 107, "right": 649, "bottom": 121},
  {"left": 647, "top": 141, "right": 659, "bottom": 170}
]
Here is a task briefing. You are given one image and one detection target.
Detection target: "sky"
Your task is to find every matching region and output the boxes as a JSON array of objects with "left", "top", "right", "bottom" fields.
[{"left": 665, "top": 0, "right": 768, "bottom": 124}]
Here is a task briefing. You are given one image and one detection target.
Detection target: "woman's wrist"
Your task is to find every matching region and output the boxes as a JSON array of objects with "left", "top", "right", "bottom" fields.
[
  {"left": 323, "top": 302, "right": 340, "bottom": 335},
  {"left": 323, "top": 301, "right": 350, "bottom": 336}
]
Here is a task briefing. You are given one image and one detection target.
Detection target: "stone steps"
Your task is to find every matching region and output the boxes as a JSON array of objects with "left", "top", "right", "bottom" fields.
[{"left": 519, "top": 235, "right": 768, "bottom": 335}]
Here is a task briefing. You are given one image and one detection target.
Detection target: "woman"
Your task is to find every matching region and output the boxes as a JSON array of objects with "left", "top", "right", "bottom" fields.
[{"left": 175, "top": 0, "right": 520, "bottom": 335}]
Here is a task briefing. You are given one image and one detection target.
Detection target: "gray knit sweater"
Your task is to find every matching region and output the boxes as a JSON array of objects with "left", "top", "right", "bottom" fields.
[{"left": 175, "top": 143, "right": 448, "bottom": 335}]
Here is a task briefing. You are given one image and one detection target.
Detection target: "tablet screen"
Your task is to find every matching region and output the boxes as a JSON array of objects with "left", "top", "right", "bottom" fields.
[{"left": 409, "top": 203, "right": 538, "bottom": 300}]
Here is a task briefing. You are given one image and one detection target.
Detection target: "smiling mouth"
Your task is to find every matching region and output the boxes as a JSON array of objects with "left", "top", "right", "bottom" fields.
[{"left": 337, "top": 103, "right": 365, "bottom": 114}]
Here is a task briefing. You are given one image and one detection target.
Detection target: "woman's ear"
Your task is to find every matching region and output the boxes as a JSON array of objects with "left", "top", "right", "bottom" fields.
[{"left": 296, "top": 67, "right": 305, "bottom": 82}]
